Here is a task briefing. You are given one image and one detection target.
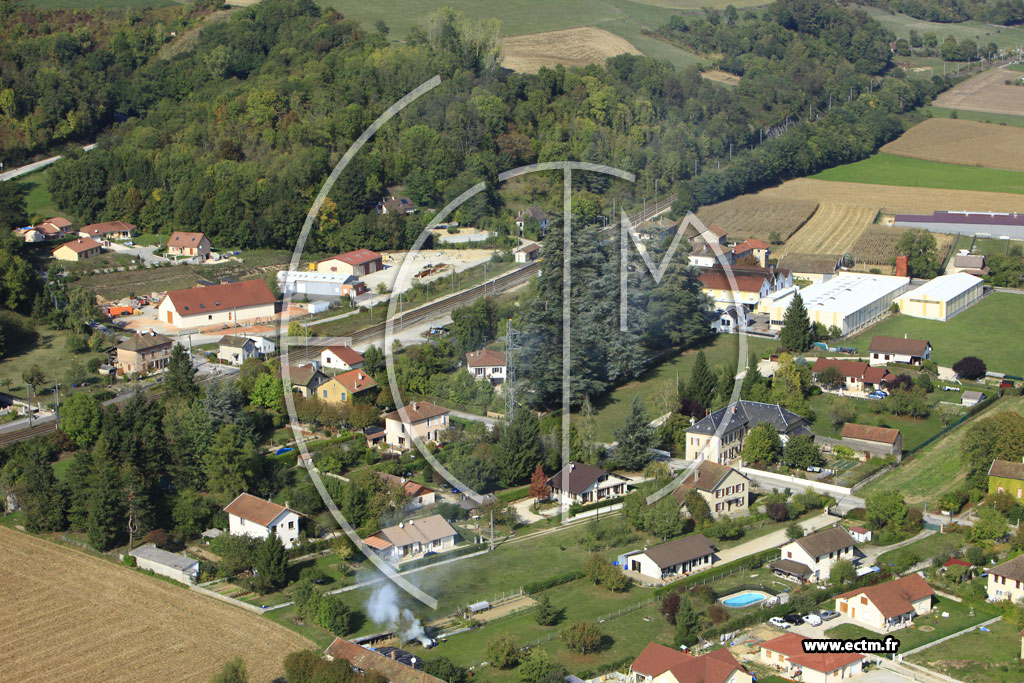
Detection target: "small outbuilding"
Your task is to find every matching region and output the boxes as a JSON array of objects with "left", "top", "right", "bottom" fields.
[
  {"left": 129, "top": 543, "right": 200, "bottom": 584},
  {"left": 962, "top": 390, "right": 986, "bottom": 407},
  {"left": 840, "top": 423, "right": 903, "bottom": 460}
]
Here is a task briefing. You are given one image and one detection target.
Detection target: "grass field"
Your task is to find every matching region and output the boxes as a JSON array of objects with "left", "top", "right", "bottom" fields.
[
  {"left": 0, "top": 326, "right": 107, "bottom": 401},
  {"left": 954, "top": 234, "right": 1021, "bottom": 259},
  {"left": 17, "top": 169, "right": 64, "bottom": 222},
  {"left": 857, "top": 6, "right": 1024, "bottom": 51},
  {"left": 807, "top": 391, "right": 949, "bottom": 453},
  {"left": 810, "top": 153, "right": 1024, "bottom": 195},
  {"left": 846, "top": 293, "right": 1024, "bottom": 375},
  {"left": 926, "top": 105, "right": 1024, "bottom": 128},
  {"left": 876, "top": 531, "right": 964, "bottom": 568},
  {"left": 859, "top": 395, "right": 1024, "bottom": 505},
  {"left": 881, "top": 118, "right": 1024, "bottom": 172},
  {"left": 0, "top": 526, "right": 311, "bottom": 682},
  {"left": 589, "top": 335, "right": 778, "bottom": 442},
  {"left": 775, "top": 203, "right": 877, "bottom": 257},
  {"left": 908, "top": 618, "right": 1024, "bottom": 682},
  {"left": 696, "top": 195, "right": 818, "bottom": 243}
]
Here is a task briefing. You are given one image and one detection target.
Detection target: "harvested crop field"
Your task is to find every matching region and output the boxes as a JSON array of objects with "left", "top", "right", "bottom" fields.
[
  {"left": 754, "top": 178, "right": 1024, "bottom": 215},
  {"left": 775, "top": 203, "right": 877, "bottom": 257},
  {"left": 501, "top": 27, "right": 641, "bottom": 73},
  {"left": 850, "top": 226, "right": 956, "bottom": 267},
  {"left": 932, "top": 66, "right": 1024, "bottom": 116},
  {"left": 881, "top": 118, "right": 1024, "bottom": 171},
  {"left": 700, "top": 69, "right": 740, "bottom": 85},
  {"left": 696, "top": 195, "right": 817, "bottom": 242},
  {"left": 0, "top": 527, "right": 310, "bottom": 682}
]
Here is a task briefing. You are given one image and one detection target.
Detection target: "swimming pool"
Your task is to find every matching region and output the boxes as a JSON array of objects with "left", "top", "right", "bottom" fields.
[{"left": 721, "top": 590, "right": 771, "bottom": 608}]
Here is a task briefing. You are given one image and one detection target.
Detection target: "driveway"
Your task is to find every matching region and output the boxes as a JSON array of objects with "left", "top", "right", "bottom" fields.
[
  {"left": 714, "top": 512, "right": 838, "bottom": 565},
  {"left": 103, "top": 242, "right": 168, "bottom": 266}
]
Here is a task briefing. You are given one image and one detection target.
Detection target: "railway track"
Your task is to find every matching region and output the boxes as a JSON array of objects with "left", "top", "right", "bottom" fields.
[{"left": 0, "top": 420, "right": 57, "bottom": 448}]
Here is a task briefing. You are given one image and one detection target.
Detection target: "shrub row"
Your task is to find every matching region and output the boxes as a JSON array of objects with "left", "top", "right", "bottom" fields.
[
  {"left": 399, "top": 542, "right": 485, "bottom": 571},
  {"left": 495, "top": 486, "right": 531, "bottom": 504},
  {"left": 568, "top": 497, "right": 623, "bottom": 516},
  {"left": 524, "top": 569, "right": 585, "bottom": 595}
]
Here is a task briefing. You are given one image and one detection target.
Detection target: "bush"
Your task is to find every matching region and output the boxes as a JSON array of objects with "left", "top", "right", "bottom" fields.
[
  {"left": 561, "top": 621, "right": 602, "bottom": 654},
  {"left": 766, "top": 501, "right": 789, "bottom": 521},
  {"left": 488, "top": 634, "right": 520, "bottom": 669},
  {"left": 708, "top": 603, "right": 729, "bottom": 624},
  {"left": 953, "top": 356, "right": 987, "bottom": 380}
]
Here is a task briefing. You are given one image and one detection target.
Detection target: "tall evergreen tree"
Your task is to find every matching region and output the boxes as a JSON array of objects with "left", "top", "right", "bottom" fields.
[
  {"left": 687, "top": 350, "right": 717, "bottom": 410},
  {"left": 495, "top": 407, "right": 542, "bottom": 487},
  {"left": 614, "top": 396, "right": 654, "bottom": 470},
  {"left": 252, "top": 532, "right": 288, "bottom": 593},
  {"left": 204, "top": 424, "right": 255, "bottom": 496},
  {"left": 87, "top": 453, "right": 122, "bottom": 551},
  {"left": 65, "top": 443, "right": 95, "bottom": 531},
  {"left": 740, "top": 352, "right": 766, "bottom": 401},
  {"left": 20, "top": 446, "right": 65, "bottom": 533},
  {"left": 164, "top": 343, "right": 198, "bottom": 399},
  {"left": 779, "top": 293, "right": 812, "bottom": 352},
  {"left": 674, "top": 596, "right": 699, "bottom": 647}
]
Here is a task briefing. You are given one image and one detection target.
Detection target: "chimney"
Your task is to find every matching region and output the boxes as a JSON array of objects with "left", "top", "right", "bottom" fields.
[
  {"left": 570, "top": 463, "right": 575, "bottom": 471},
  {"left": 895, "top": 255, "right": 909, "bottom": 277},
  {"left": 391, "top": 651, "right": 397, "bottom": 660},
  {"left": 694, "top": 469, "right": 699, "bottom": 482},
  {"left": 399, "top": 522, "right": 404, "bottom": 528},
  {"left": 409, "top": 519, "right": 414, "bottom": 525}
]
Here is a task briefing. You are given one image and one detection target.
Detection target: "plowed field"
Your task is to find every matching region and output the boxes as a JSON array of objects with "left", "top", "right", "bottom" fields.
[
  {"left": 881, "top": 118, "right": 1024, "bottom": 171},
  {"left": 501, "top": 27, "right": 641, "bottom": 73},
  {"left": 775, "top": 203, "right": 877, "bottom": 256}
]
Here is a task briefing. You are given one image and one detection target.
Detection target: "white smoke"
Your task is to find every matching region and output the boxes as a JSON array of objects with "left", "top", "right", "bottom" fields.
[{"left": 365, "top": 582, "right": 432, "bottom": 647}]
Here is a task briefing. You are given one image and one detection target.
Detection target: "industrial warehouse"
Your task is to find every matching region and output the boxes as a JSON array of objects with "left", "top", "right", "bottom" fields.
[{"left": 762, "top": 272, "right": 912, "bottom": 336}]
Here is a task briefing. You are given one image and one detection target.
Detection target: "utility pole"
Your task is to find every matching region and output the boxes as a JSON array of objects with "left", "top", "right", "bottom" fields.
[
  {"left": 53, "top": 383, "right": 60, "bottom": 422},
  {"left": 489, "top": 509, "right": 495, "bottom": 551},
  {"left": 505, "top": 320, "right": 520, "bottom": 423},
  {"left": 26, "top": 384, "right": 32, "bottom": 427}
]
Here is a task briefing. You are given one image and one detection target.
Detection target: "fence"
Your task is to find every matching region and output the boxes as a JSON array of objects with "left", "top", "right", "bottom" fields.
[
  {"left": 739, "top": 467, "right": 853, "bottom": 498},
  {"left": 901, "top": 391, "right": 1000, "bottom": 460}
]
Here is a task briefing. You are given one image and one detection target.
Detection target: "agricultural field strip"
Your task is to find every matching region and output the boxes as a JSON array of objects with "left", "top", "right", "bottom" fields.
[
  {"left": 777, "top": 203, "right": 876, "bottom": 256},
  {"left": 696, "top": 195, "right": 819, "bottom": 242},
  {"left": 881, "top": 118, "right": 1024, "bottom": 172},
  {"left": 501, "top": 27, "right": 641, "bottom": 73}
]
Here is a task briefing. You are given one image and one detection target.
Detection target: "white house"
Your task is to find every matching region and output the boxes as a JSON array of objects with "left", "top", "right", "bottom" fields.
[
  {"left": 465, "top": 348, "right": 506, "bottom": 383},
  {"left": 320, "top": 344, "right": 364, "bottom": 372},
  {"left": 835, "top": 573, "right": 935, "bottom": 631},
  {"left": 217, "top": 335, "right": 258, "bottom": 366},
  {"left": 383, "top": 401, "right": 450, "bottom": 450},
  {"left": 362, "top": 514, "right": 458, "bottom": 562},
  {"left": 619, "top": 534, "right": 716, "bottom": 581},
  {"left": 129, "top": 544, "right": 200, "bottom": 584},
  {"left": 846, "top": 525, "right": 872, "bottom": 543},
  {"left": 546, "top": 462, "right": 630, "bottom": 505},
  {"left": 759, "top": 633, "right": 864, "bottom": 683},
  {"left": 246, "top": 336, "right": 276, "bottom": 356},
  {"left": 224, "top": 492, "right": 302, "bottom": 549},
  {"left": 868, "top": 336, "right": 932, "bottom": 366},
  {"left": 772, "top": 526, "right": 856, "bottom": 583},
  {"left": 158, "top": 280, "right": 276, "bottom": 329}
]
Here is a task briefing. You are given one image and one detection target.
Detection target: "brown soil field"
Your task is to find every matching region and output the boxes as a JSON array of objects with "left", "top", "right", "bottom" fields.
[
  {"left": 700, "top": 69, "right": 741, "bottom": 85},
  {"left": 774, "top": 203, "right": 877, "bottom": 257},
  {"left": 696, "top": 195, "right": 818, "bottom": 242},
  {"left": 881, "top": 118, "right": 1024, "bottom": 171},
  {"left": 755, "top": 177, "right": 1024, "bottom": 214},
  {"left": 0, "top": 527, "right": 311, "bottom": 682},
  {"left": 850, "top": 226, "right": 957, "bottom": 267},
  {"left": 931, "top": 66, "right": 1024, "bottom": 116},
  {"left": 501, "top": 27, "right": 641, "bottom": 73}
]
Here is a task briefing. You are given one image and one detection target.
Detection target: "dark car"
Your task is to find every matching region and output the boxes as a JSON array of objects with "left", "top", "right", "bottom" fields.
[{"left": 783, "top": 614, "right": 804, "bottom": 626}]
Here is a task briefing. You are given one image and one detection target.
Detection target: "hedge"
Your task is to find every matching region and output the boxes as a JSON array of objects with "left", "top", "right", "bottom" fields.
[
  {"left": 399, "top": 543, "right": 485, "bottom": 571},
  {"left": 654, "top": 547, "right": 780, "bottom": 597},
  {"left": 568, "top": 497, "right": 623, "bottom": 516},
  {"left": 495, "top": 486, "right": 531, "bottom": 504},
  {"left": 524, "top": 569, "right": 585, "bottom": 594}
]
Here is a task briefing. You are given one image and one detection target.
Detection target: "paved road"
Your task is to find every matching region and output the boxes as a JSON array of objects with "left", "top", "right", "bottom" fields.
[
  {"left": 0, "top": 143, "right": 97, "bottom": 182},
  {"left": 449, "top": 409, "right": 498, "bottom": 429}
]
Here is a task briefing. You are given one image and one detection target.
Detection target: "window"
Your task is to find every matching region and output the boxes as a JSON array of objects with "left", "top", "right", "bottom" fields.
[
  {"left": 861, "top": 596, "right": 868, "bottom": 605},
  {"left": 323, "top": 390, "right": 328, "bottom": 398},
  {"left": 787, "top": 551, "right": 792, "bottom": 559},
  {"left": 288, "top": 521, "right": 295, "bottom": 529}
]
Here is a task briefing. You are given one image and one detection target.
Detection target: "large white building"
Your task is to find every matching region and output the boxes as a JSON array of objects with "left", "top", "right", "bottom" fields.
[
  {"left": 158, "top": 280, "right": 276, "bottom": 329},
  {"left": 894, "top": 272, "right": 984, "bottom": 321},
  {"left": 761, "top": 272, "right": 911, "bottom": 336},
  {"left": 277, "top": 270, "right": 367, "bottom": 301}
]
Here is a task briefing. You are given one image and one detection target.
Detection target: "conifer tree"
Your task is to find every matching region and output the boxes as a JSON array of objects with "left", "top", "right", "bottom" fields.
[{"left": 779, "top": 293, "right": 812, "bottom": 352}]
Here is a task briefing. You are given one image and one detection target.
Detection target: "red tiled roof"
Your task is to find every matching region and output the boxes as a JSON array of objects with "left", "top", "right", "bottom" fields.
[
  {"left": 466, "top": 348, "right": 506, "bottom": 367},
  {"left": 377, "top": 472, "right": 435, "bottom": 498},
  {"left": 322, "top": 249, "right": 382, "bottom": 266},
  {"left": 324, "top": 345, "right": 364, "bottom": 366},
  {"left": 672, "top": 460, "right": 738, "bottom": 500},
  {"left": 324, "top": 638, "right": 444, "bottom": 683},
  {"left": 761, "top": 632, "right": 864, "bottom": 673},
  {"left": 944, "top": 558, "right": 971, "bottom": 568},
  {"left": 744, "top": 238, "right": 769, "bottom": 249},
  {"left": 631, "top": 642, "right": 696, "bottom": 677},
  {"left": 165, "top": 279, "right": 276, "bottom": 315},
  {"left": 841, "top": 423, "right": 901, "bottom": 445},
  {"left": 813, "top": 358, "right": 891, "bottom": 384},
  {"left": 167, "top": 231, "right": 208, "bottom": 248},
  {"left": 848, "top": 525, "right": 869, "bottom": 534},
  {"left": 335, "top": 368, "right": 376, "bottom": 394},
  {"left": 706, "top": 224, "right": 727, "bottom": 238},
  {"left": 80, "top": 220, "right": 136, "bottom": 236},
  {"left": 224, "top": 492, "right": 291, "bottom": 526},
  {"left": 42, "top": 217, "right": 71, "bottom": 229},
  {"left": 835, "top": 573, "right": 935, "bottom": 619},
  {"left": 869, "top": 335, "right": 930, "bottom": 357},
  {"left": 631, "top": 643, "right": 744, "bottom": 682},
  {"left": 53, "top": 237, "right": 101, "bottom": 254},
  {"left": 699, "top": 270, "right": 768, "bottom": 293},
  {"left": 383, "top": 401, "right": 449, "bottom": 425}
]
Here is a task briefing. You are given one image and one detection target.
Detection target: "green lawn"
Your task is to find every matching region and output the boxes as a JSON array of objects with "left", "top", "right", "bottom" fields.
[
  {"left": 859, "top": 395, "right": 1024, "bottom": 506},
  {"left": 131, "top": 233, "right": 164, "bottom": 247},
  {"left": 859, "top": 6, "right": 1024, "bottom": 52},
  {"left": 0, "top": 326, "right": 107, "bottom": 402},
  {"left": 810, "top": 153, "right": 1024, "bottom": 195},
  {"left": 590, "top": 335, "right": 777, "bottom": 442},
  {"left": 926, "top": 106, "right": 1024, "bottom": 128},
  {"left": 954, "top": 235, "right": 1021, "bottom": 259},
  {"left": 845, "top": 293, "right": 1024, "bottom": 376},
  {"left": 908, "top": 617, "right": 1023, "bottom": 682},
  {"left": 875, "top": 532, "right": 964, "bottom": 568},
  {"left": 17, "top": 169, "right": 64, "bottom": 222},
  {"left": 808, "top": 391, "right": 946, "bottom": 452},
  {"left": 52, "top": 456, "right": 76, "bottom": 482},
  {"left": 826, "top": 597, "right": 997, "bottom": 657}
]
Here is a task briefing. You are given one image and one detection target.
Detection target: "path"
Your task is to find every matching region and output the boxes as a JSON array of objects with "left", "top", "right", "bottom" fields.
[
  {"left": 859, "top": 528, "right": 936, "bottom": 567},
  {"left": 449, "top": 408, "right": 498, "bottom": 428},
  {"left": 0, "top": 143, "right": 97, "bottom": 182},
  {"left": 714, "top": 512, "right": 838, "bottom": 565},
  {"left": 900, "top": 615, "right": 1002, "bottom": 658}
]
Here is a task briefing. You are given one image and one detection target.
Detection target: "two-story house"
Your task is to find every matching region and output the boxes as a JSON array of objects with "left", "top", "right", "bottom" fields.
[
  {"left": 671, "top": 460, "right": 750, "bottom": 518},
  {"left": 281, "top": 364, "right": 330, "bottom": 397},
  {"left": 812, "top": 358, "right": 892, "bottom": 394},
  {"left": 320, "top": 344, "right": 364, "bottom": 372},
  {"left": 732, "top": 238, "right": 770, "bottom": 267},
  {"left": 987, "top": 555, "right": 1024, "bottom": 603},
  {"left": 217, "top": 335, "right": 258, "bottom": 366},
  {"left": 319, "top": 369, "right": 377, "bottom": 404},
  {"left": 224, "top": 492, "right": 302, "bottom": 549},
  {"left": 685, "top": 400, "right": 811, "bottom": 464},
  {"left": 166, "top": 231, "right": 211, "bottom": 260},
  {"left": 772, "top": 526, "right": 857, "bottom": 583},
  {"left": 989, "top": 459, "right": 1024, "bottom": 499},
  {"left": 546, "top": 462, "right": 631, "bottom": 505},
  {"left": 115, "top": 332, "right": 173, "bottom": 375},
  {"left": 466, "top": 348, "right": 506, "bottom": 384},
  {"left": 384, "top": 401, "right": 450, "bottom": 450}
]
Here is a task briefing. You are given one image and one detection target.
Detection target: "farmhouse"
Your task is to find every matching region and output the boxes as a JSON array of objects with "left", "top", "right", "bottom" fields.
[
  {"left": 79, "top": 220, "right": 137, "bottom": 241},
  {"left": 775, "top": 253, "right": 842, "bottom": 283},
  {"left": 217, "top": 335, "right": 257, "bottom": 366},
  {"left": 988, "top": 459, "right": 1024, "bottom": 498},
  {"left": 320, "top": 345, "right": 364, "bottom": 371},
  {"left": 466, "top": 348, "right": 506, "bottom": 383},
  {"left": 514, "top": 242, "right": 541, "bottom": 263},
  {"left": 324, "top": 638, "right": 444, "bottom": 682},
  {"left": 685, "top": 401, "right": 811, "bottom": 464},
  {"left": 115, "top": 331, "right": 173, "bottom": 375},
  {"left": 166, "top": 231, "right": 211, "bottom": 260},
  {"left": 699, "top": 265, "right": 792, "bottom": 311},
  {"left": 732, "top": 238, "right": 770, "bottom": 267},
  {"left": 546, "top": 462, "right": 631, "bottom": 505},
  {"left": 377, "top": 472, "right": 437, "bottom": 506},
  {"left": 515, "top": 206, "right": 550, "bottom": 230},
  {"left": 775, "top": 526, "right": 856, "bottom": 583},
  {"left": 987, "top": 554, "right": 1024, "bottom": 603},
  {"left": 224, "top": 492, "right": 302, "bottom": 549},
  {"left": 277, "top": 270, "right": 367, "bottom": 300},
  {"left": 377, "top": 195, "right": 417, "bottom": 215},
  {"left": 963, "top": 390, "right": 987, "bottom": 407},
  {"left": 363, "top": 514, "right": 458, "bottom": 562},
  {"left": 315, "top": 249, "right": 384, "bottom": 277},
  {"left": 159, "top": 280, "right": 276, "bottom": 329},
  {"left": 893, "top": 210, "right": 1024, "bottom": 238},
  {"left": 128, "top": 544, "right": 200, "bottom": 585},
  {"left": 812, "top": 358, "right": 891, "bottom": 393},
  {"left": 628, "top": 642, "right": 751, "bottom": 683},
  {"left": 383, "top": 401, "right": 450, "bottom": 450},
  {"left": 52, "top": 237, "right": 102, "bottom": 261},
  {"left": 953, "top": 253, "right": 990, "bottom": 276},
  {"left": 619, "top": 534, "right": 716, "bottom": 581},
  {"left": 840, "top": 423, "right": 903, "bottom": 459},
  {"left": 22, "top": 217, "right": 72, "bottom": 242},
  {"left": 868, "top": 335, "right": 932, "bottom": 366},
  {"left": 671, "top": 460, "right": 750, "bottom": 518},
  {"left": 894, "top": 272, "right": 985, "bottom": 322},
  {"left": 246, "top": 335, "right": 275, "bottom": 356},
  {"left": 282, "top": 364, "right": 330, "bottom": 397},
  {"left": 318, "top": 369, "right": 377, "bottom": 404},
  {"left": 688, "top": 239, "right": 732, "bottom": 268},
  {"left": 835, "top": 573, "right": 935, "bottom": 631},
  {"left": 763, "top": 272, "right": 912, "bottom": 336},
  {"left": 759, "top": 633, "right": 864, "bottom": 683}
]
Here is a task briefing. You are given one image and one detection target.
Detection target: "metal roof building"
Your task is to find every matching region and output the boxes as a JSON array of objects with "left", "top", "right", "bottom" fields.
[
  {"left": 761, "top": 273, "right": 911, "bottom": 335},
  {"left": 894, "top": 272, "right": 984, "bottom": 321}
]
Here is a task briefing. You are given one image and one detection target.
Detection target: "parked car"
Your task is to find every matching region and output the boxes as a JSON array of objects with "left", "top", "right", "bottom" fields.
[
  {"left": 942, "top": 385, "right": 961, "bottom": 392},
  {"left": 867, "top": 390, "right": 887, "bottom": 399},
  {"left": 807, "top": 466, "right": 822, "bottom": 473},
  {"left": 768, "top": 617, "right": 791, "bottom": 629},
  {"left": 819, "top": 610, "right": 841, "bottom": 621},
  {"left": 783, "top": 614, "right": 804, "bottom": 626},
  {"left": 803, "top": 613, "right": 822, "bottom": 626}
]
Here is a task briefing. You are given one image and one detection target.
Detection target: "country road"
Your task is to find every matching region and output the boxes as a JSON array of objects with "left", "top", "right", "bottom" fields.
[{"left": 0, "top": 144, "right": 97, "bottom": 183}]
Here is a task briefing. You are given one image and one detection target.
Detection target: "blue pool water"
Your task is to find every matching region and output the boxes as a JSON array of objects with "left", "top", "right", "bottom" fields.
[{"left": 722, "top": 591, "right": 770, "bottom": 608}]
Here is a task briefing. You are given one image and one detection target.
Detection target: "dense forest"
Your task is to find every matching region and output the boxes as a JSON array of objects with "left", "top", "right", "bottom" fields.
[
  {"left": 857, "top": 0, "right": 1024, "bottom": 25},
  {"left": 9, "top": 0, "right": 948, "bottom": 254}
]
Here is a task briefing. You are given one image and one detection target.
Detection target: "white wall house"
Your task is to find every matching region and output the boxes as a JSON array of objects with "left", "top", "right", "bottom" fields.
[
  {"left": 363, "top": 515, "right": 458, "bottom": 563},
  {"left": 546, "top": 462, "right": 630, "bottom": 505},
  {"left": 835, "top": 573, "right": 935, "bottom": 631},
  {"left": 987, "top": 555, "right": 1024, "bottom": 603},
  {"left": 619, "top": 534, "right": 716, "bottom": 581},
  {"left": 466, "top": 349, "right": 506, "bottom": 383},
  {"left": 320, "top": 345, "right": 364, "bottom": 372},
  {"left": 128, "top": 544, "right": 200, "bottom": 584},
  {"left": 777, "top": 526, "right": 856, "bottom": 583},
  {"left": 246, "top": 336, "right": 276, "bottom": 356},
  {"left": 158, "top": 280, "right": 276, "bottom": 329},
  {"left": 224, "top": 492, "right": 302, "bottom": 549},
  {"left": 383, "top": 401, "right": 450, "bottom": 450}
]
